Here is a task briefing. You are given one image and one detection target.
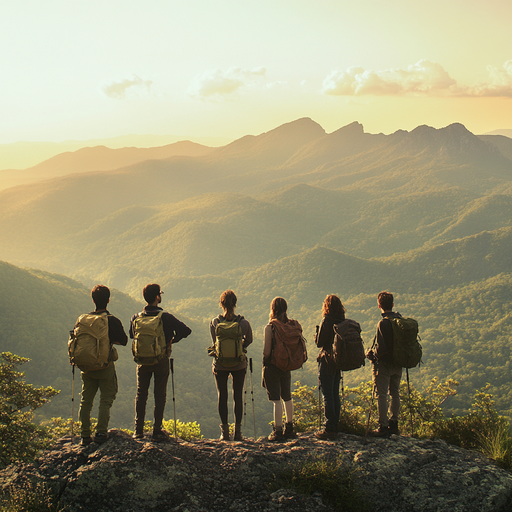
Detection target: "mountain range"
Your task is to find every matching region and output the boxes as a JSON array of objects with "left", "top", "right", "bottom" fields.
[{"left": 0, "top": 117, "right": 511, "bottom": 432}]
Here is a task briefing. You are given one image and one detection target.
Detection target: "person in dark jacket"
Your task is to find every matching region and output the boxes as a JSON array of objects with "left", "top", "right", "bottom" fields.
[
  {"left": 130, "top": 283, "right": 191, "bottom": 442},
  {"left": 77, "top": 285, "right": 128, "bottom": 446},
  {"left": 368, "top": 291, "right": 402, "bottom": 437},
  {"left": 209, "top": 290, "right": 253, "bottom": 441},
  {"left": 315, "top": 294, "right": 346, "bottom": 440}
]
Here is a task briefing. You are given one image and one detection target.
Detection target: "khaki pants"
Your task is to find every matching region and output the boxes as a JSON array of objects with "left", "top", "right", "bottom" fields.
[
  {"left": 79, "top": 363, "right": 118, "bottom": 437},
  {"left": 372, "top": 360, "right": 402, "bottom": 428}
]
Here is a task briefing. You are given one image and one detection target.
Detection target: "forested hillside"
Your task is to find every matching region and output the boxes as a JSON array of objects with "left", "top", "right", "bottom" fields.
[{"left": 0, "top": 117, "right": 511, "bottom": 433}]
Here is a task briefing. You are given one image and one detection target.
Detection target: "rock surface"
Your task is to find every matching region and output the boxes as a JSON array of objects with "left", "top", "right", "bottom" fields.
[{"left": 1, "top": 430, "right": 511, "bottom": 512}]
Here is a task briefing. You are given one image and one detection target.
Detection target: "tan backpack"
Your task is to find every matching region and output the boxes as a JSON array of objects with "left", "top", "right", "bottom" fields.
[{"left": 68, "top": 312, "right": 117, "bottom": 372}]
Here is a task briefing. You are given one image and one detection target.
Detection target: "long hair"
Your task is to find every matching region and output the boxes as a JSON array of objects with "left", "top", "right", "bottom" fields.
[
  {"left": 219, "top": 289, "right": 237, "bottom": 320},
  {"left": 269, "top": 296, "right": 288, "bottom": 323},
  {"left": 321, "top": 294, "right": 346, "bottom": 320}
]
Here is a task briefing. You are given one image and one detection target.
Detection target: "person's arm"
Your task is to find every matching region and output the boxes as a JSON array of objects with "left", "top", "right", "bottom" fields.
[
  {"left": 263, "top": 324, "right": 272, "bottom": 361},
  {"left": 240, "top": 318, "right": 253, "bottom": 349},
  {"left": 375, "top": 318, "right": 393, "bottom": 360},
  {"left": 108, "top": 316, "right": 128, "bottom": 346},
  {"left": 316, "top": 317, "right": 333, "bottom": 350},
  {"left": 163, "top": 313, "right": 192, "bottom": 344}
]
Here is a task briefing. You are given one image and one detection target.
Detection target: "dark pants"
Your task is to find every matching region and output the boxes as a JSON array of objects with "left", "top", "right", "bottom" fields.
[
  {"left": 134, "top": 356, "right": 170, "bottom": 433},
  {"left": 318, "top": 358, "right": 341, "bottom": 432},
  {"left": 214, "top": 368, "right": 246, "bottom": 425}
]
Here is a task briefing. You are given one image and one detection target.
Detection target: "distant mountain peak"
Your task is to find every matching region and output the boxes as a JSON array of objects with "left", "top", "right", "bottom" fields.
[{"left": 330, "top": 121, "right": 365, "bottom": 136}]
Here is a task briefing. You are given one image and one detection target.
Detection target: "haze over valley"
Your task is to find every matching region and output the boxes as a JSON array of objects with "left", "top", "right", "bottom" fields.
[{"left": 1, "top": 117, "right": 511, "bottom": 437}]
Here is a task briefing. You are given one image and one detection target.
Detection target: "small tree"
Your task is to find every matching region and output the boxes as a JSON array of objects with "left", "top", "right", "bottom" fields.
[{"left": 0, "top": 352, "right": 60, "bottom": 468}]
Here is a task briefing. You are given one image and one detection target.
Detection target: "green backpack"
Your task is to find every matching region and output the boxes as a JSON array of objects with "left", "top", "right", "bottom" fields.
[
  {"left": 132, "top": 311, "right": 167, "bottom": 365},
  {"left": 389, "top": 316, "right": 422, "bottom": 368},
  {"left": 68, "top": 312, "right": 116, "bottom": 372},
  {"left": 214, "top": 316, "right": 245, "bottom": 367}
]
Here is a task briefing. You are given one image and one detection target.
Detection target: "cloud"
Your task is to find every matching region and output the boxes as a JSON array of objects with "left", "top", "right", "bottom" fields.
[
  {"left": 322, "top": 60, "right": 512, "bottom": 98},
  {"left": 464, "top": 61, "right": 512, "bottom": 97},
  {"left": 101, "top": 75, "right": 153, "bottom": 99},
  {"left": 322, "top": 60, "right": 457, "bottom": 96},
  {"left": 188, "top": 67, "right": 266, "bottom": 100}
]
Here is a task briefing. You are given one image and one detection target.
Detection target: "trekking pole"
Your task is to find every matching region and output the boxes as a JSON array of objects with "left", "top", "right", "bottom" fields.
[
  {"left": 364, "top": 383, "right": 376, "bottom": 445},
  {"left": 249, "top": 358, "right": 256, "bottom": 440},
  {"left": 318, "top": 381, "right": 322, "bottom": 429},
  {"left": 71, "top": 364, "right": 75, "bottom": 440},
  {"left": 170, "top": 358, "right": 177, "bottom": 442},
  {"left": 243, "top": 373, "right": 247, "bottom": 428},
  {"left": 407, "top": 368, "right": 414, "bottom": 437}
]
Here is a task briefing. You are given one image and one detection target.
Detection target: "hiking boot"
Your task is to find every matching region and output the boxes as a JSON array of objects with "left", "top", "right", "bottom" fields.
[
  {"left": 388, "top": 420, "right": 399, "bottom": 435},
  {"left": 152, "top": 429, "right": 171, "bottom": 442},
  {"left": 93, "top": 432, "right": 109, "bottom": 444},
  {"left": 233, "top": 424, "right": 243, "bottom": 441},
  {"left": 283, "top": 421, "right": 297, "bottom": 439},
  {"left": 268, "top": 424, "right": 284, "bottom": 442},
  {"left": 369, "top": 426, "right": 391, "bottom": 438},
  {"left": 81, "top": 436, "right": 93, "bottom": 446},
  {"left": 219, "top": 424, "right": 230, "bottom": 441},
  {"left": 315, "top": 430, "right": 337, "bottom": 441},
  {"left": 133, "top": 432, "right": 144, "bottom": 440}
]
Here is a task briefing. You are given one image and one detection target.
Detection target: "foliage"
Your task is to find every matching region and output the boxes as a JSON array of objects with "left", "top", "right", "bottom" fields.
[
  {"left": 120, "top": 419, "right": 203, "bottom": 441},
  {"left": 161, "top": 419, "right": 203, "bottom": 441},
  {"left": 0, "top": 482, "right": 64, "bottom": 512},
  {"left": 293, "top": 379, "right": 512, "bottom": 471},
  {"left": 0, "top": 353, "right": 60, "bottom": 468},
  {"left": 269, "top": 455, "right": 371, "bottom": 512},
  {"left": 290, "top": 381, "right": 322, "bottom": 432}
]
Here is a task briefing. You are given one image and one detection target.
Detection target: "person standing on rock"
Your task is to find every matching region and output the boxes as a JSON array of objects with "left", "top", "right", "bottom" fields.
[
  {"left": 130, "top": 283, "right": 191, "bottom": 442},
  {"left": 71, "top": 285, "right": 128, "bottom": 446},
  {"left": 367, "top": 291, "right": 402, "bottom": 437},
  {"left": 209, "top": 290, "right": 253, "bottom": 441},
  {"left": 314, "top": 294, "right": 346, "bottom": 440},
  {"left": 262, "top": 297, "right": 305, "bottom": 442}
]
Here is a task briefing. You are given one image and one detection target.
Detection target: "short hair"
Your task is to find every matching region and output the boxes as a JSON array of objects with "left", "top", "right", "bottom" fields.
[
  {"left": 322, "top": 294, "right": 346, "bottom": 319},
  {"left": 378, "top": 291, "right": 394, "bottom": 311},
  {"left": 269, "top": 296, "right": 288, "bottom": 323},
  {"left": 219, "top": 289, "right": 237, "bottom": 313},
  {"left": 143, "top": 283, "right": 161, "bottom": 304},
  {"left": 91, "top": 285, "right": 110, "bottom": 309}
]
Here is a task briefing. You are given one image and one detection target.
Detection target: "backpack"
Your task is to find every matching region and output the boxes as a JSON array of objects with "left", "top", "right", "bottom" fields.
[
  {"left": 270, "top": 319, "right": 307, "bottom": 372},
  {"left": 213, "top": 315, "right": 245, "bottom": 367},
  {"left": 332, "top": 319, "right": 365, "bottom": 371},
  {"left": 132, "top": 311, "right": 167, "bottom": 365},
  {"left": 68, "top": 312, "right": 116, "bottom": 372},
  {"left": 389, "top": 316, "right": 422, "bottom": 368}
]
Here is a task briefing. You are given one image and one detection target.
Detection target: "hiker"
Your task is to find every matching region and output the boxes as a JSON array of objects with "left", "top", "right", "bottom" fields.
[
  {"left": 130, "top": 283, "right": 191, "bottom": 442},
  {"left": 367, "top": 291, "right": 402, "bottom": 437},
  {"left": 209, "top": 289, "right": 253, "bottom": 441},
  {"left": 262, "top": 296, "right": 305, "bottom": 442},
  {"left": 74, "top": 285, "right": 128, "bottom": 446},
  {"left": 314, "top": 294, "right": 345, "bottom": 440}
]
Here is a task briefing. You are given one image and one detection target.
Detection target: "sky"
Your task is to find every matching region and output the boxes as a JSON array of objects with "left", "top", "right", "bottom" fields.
[{"left": 1, "top": 0, "right": 512, "bottom": 145}]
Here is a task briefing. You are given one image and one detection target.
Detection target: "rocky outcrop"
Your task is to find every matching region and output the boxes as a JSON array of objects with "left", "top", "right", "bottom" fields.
[{"left": 1, "top": 430, "right": 511, "bottom": 512}]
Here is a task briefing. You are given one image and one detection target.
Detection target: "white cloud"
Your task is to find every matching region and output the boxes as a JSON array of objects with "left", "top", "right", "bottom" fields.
[
  {"left": 322, "top": 60, "right": 456, "bottom": 96},
  {"left": 463, "top": 61, "right": 512, "bottom": 97},
  {"left": 101, "top": 75, "right": 153, "bottom": 99},
  {"left": 322, "top": 60, "right": 512, "bottom": 98},
  {"left": 188, "top": 67, "right": 266, "bottom": 100}
]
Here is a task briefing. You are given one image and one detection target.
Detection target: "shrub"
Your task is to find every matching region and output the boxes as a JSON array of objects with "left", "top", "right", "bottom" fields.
[{"left": 269, "top": 455, "right": 371, "bottom": 512}]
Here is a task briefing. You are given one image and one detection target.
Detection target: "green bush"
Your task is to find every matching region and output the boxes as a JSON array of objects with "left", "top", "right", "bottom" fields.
[
  {"left": 0, "top": 482, "right": 64, "bottom": 512},
  {"left": 269, "top": 455, "right": 371, "bottom": 512},
  {"left": 0, "top": 353, "right": 59, "bottom": 468}
]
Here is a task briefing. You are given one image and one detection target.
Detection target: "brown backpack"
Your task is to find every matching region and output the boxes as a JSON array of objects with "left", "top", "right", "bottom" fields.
[{"left": 270, "top": 319, "right": 307, "bottom": 371}]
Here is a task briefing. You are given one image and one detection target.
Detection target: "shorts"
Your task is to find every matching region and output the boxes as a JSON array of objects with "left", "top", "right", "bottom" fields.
[{"left": 262, "top": 364, "right": 291, "bottom": 402}]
